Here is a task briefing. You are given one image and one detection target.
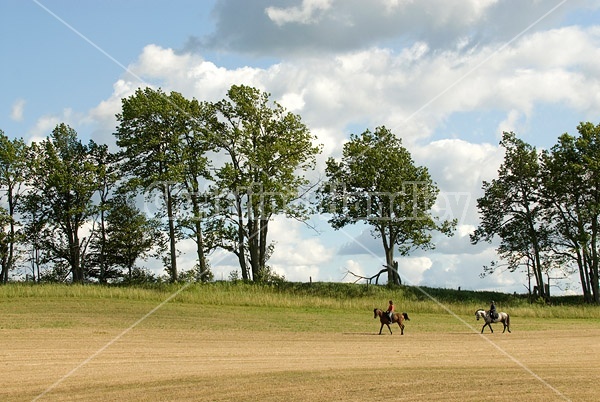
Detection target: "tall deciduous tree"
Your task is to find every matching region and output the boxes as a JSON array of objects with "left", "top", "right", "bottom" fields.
[
  {"left": 177, "top": 100, "right": 214, "bottom": 281},
  {"left": 319, "top": 126, "right": 455, "bottom": 285},
  {"left": 471, "top": 132, "right": 549, "bottom": 299},
  {"left": 116, "top": 88, "right": 206, "bottom": 282},
  {"left": 210, "top": 85, "right": 321, "bottom": 281},
  {"left": 0, "top": 130, "right": 28, "bottom": 282},
  {"left": 86, "top": 142, "right": 120, "bottom": 283},
  {"left": 25, "top": 124, "right": 99, "bottom": 283},
  {"left": 541, "top": 122, "right": 600, "bottom": 303}
]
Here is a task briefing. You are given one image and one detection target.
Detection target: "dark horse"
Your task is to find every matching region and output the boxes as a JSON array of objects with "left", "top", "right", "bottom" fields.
[
  {"left": 373, "top": 308, "right": 410, "bottom": 335},
  {"left": 475, "top": 309, "right": 511, "bottom": 334}
]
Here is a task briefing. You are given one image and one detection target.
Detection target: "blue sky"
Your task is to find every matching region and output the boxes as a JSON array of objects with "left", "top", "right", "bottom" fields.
[{"left": 3, "top": 0, "right": 600, "bottom": 294}]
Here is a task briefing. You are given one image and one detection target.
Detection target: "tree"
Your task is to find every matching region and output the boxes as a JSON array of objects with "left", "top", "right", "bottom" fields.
[
  {"left": 103, "top": 195, "right": 162, "bottom": 281},
  {"left": 86, "top": 142, "right": 120, "bottom": 283},
  {"left": 116, "top": 88, "right": 206, "bottom": 282},
  {"left": 540, "top": 122, "right": 600, "bottom": 303},
  {"left": 19, "top": 185, "right": 46, "bottom": 282},
  {"left": 319, "top": 126, "right": 455, "bottom": 285},
  {"left": 471, "top": 132, "right": 549, "bottom": 299},
  {"left": 0, "top": 131, "right": 29, "bottom": 282},
  {"left": 177, "top": 100, "right": 215, "bottom": 282},
  {"left": 24, "top": 124, "right": 99, "bottom": 283},
  {"left": 0, "top": 207, "right": 11, "bottom": 281},
  {"left": 209, "top": 85, "right": 321, "bottom": 281}
]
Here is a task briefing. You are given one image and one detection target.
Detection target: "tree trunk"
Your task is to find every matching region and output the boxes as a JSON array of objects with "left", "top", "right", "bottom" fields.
[
  {"left": 590, "top": 218, "right": 600, "bottom": 304},
  {"left": 165, "top": 185, "right": 178, "bottom": 282},
  {"left": 532, "top": 258, "right": 545, "bottom": 300},
  {"left": 382, "top": 232, "right": 400, "bottom": 286},
  {"left": 7, "top": 188, "right": 15, "bottom": 282},
  {"left": 527, "top": 217, "right": 545, "bottom": 300},
  {"left": 259, "top": 218, "right": 268, "bottom": 273},
  {"left": 576, "top": 247, "right": 592, "bottom": 303},
  {"left": 194, "top": 220, "right": 208, "bottom": 281},
  {"left": 71, "top": 238, "right": 83, "bottom": 283},
  {"left": 236, "top": 195, "right": 248, "bottom": 281},
  {"left": 99, "top": 204, "right": 107, "bottom": 283},
  {"left": 0, "top": 246, "right": 8, "bottom": 283},
  {"left": 248, "top": 219, "right": 260, "bottom": 281}
]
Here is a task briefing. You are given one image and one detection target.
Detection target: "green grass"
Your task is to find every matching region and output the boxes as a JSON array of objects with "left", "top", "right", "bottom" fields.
[{"left": 2, "top": 281, "right": 600, "bottom": 326}]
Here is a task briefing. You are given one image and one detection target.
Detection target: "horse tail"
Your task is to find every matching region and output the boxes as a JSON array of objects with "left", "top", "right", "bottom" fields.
[
  {"left": 402, "top": 312, "right": 410, "bottom": 321},
  {"left": 506, "top": 313, "right": 510, "bottom": 328}
]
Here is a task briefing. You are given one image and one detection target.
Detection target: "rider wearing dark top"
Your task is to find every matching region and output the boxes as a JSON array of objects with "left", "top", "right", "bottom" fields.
[{"left": 489, "top": 301, "right": 497, "bottom": 321}]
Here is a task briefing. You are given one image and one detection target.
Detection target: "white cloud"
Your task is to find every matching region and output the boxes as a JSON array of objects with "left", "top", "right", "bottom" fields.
[
  {"left": 398, "top": 256, "right": 433, "bottom": 286},
  {"left": 414, "top": 139, "right": 503, "bottom": 197},
  {"left": 11, "top": 99, "right": 26, "bottom": 122},
  {"left": 269, "top": 216, "right": 335, "bottom": 282},
  {"left": 266, "top": 0, "right": 333, "bottom": 26},
  {"left": 279, "top": 91, "right": 306, "bottom": 112},
  {"left": 30, "top": 109, "right": 73, "bottom": 140}
]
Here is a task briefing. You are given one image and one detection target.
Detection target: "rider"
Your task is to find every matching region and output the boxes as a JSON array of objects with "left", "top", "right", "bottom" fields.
[
  {"left": 386, "top": 300, "right": 395, "bottom": 322},
  {"left": 489, "top": 300, "right": 497, "bottom": 321}
]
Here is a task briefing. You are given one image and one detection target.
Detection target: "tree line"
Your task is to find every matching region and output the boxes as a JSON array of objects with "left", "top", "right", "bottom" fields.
[
  {"left": 0, "top": 85, "right": 321, "bottom": 284},
  {"left": 471, "top": 124, "right": 600, "bottom": 304},
  {"left": 0, "top": 85, "right": 455, "bottom": 287},
  {"left": 2, "top": 82, "right": 598, "bottom": 304}
]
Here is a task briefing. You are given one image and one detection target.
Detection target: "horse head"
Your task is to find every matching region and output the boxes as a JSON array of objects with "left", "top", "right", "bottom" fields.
[
  {"left": 475, "top": 309, "right": 486, "bottom": 321},
  {"left": 373, "top": 308, "right": 378, "bottom": 319}
]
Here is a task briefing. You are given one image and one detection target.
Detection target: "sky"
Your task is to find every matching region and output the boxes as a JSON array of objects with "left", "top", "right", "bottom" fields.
[{"left": 2, "top": 0, "right": 600, "bottom": 295}]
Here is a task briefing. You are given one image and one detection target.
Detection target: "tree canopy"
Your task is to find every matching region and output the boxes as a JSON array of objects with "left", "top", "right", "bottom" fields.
[
  {"left": 208, "top": 85, "right": 322, "bottom": 281},
  {"left": 319, "top": 126, "right": 456, "bottom": 285}
]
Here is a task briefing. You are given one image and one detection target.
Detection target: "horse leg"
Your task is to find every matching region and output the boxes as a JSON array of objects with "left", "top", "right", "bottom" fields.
[
  {"left": 396, "top": 319, "right": 404, "bottom": 335},
  {"left": 481, "top": 322, "right": 492, "bottom": 333},
  {"left": 379, "top": 323, "right": 384, "bottom": 335},
  {"left": 387, "top": 323, "right": 393, "bottom": 335}
]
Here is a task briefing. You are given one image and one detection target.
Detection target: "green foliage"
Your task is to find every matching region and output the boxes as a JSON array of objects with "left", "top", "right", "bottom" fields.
[
  {"left": 473, "top": 126, "right": 600, "bottom": 303},
  {"left": 116, "top": 267, "right": 158, "bottom": 285},
  {"left": 23, "top": 124, "right": 100, "bottom": 283},
  {"left": 209, "top": 85, "right": 322, "bottom": 281},
  {"left": 540, "top": 122, "right": 600, "bottom": 303},
  {"left": 0, "top": 131, "right": 29, "bottom": 281},
  {"left": 38, "top": 263, "right": 71, "bottom": 283},
  {"left": 103, "top": 195, "right": 162, "bottom": 281},
  {"left": 116, "top": 88, "right": 196, "bottom": 282},
  {"left": 318, "top": 126, "right": 456, "bottom": 284}
]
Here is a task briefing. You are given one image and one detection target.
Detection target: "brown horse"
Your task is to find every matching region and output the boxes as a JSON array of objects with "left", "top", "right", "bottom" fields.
[{"left": 373, "top": 308, "right": 410, "bottom": 335}]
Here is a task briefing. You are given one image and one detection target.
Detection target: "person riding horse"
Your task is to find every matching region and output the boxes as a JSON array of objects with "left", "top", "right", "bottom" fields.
[
  {"left": 489, "top": 300, "right": 497, "bottom": 321},
  {"left": 386, "top": 300, "right": 395, "bottom": 322}
]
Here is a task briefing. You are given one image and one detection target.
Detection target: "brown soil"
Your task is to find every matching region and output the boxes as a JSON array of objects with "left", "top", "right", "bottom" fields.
[{"left": 3, "top": 326, "right": 598, "bottom": 401}]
